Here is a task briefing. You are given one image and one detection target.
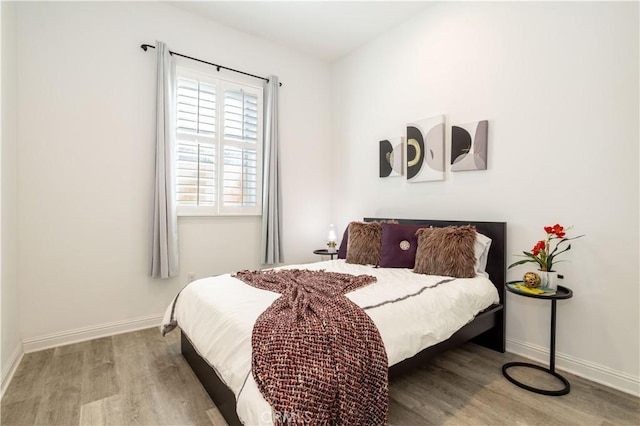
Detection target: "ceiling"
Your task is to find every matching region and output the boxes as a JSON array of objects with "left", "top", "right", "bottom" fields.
[{"left": 169, "top": 1, "right": 432, "bottom": 62}]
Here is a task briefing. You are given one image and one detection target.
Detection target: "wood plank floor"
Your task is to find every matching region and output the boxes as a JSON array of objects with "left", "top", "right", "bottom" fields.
[{"left": 2, "top": 327, "right": 638, "bottom": 425}]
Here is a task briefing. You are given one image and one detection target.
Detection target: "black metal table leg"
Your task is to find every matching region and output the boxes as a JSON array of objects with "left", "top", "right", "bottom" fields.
[
  {"left": 502, "top": 362, "right": 570, "bottom": 396},
  {"left": 502, "top": 284, "right": 573, "bottom": 396}
]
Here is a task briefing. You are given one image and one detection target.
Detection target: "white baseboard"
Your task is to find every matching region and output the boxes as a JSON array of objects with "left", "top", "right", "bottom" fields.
[
  {"left": 1, "top": 342, "right": 24, "bottom": 399},
  {"left": 506, "top": 337, "right": 640, "bottom": 397},
  {"left": 22, "top": 314, "right": 164, "bottom": 354}
]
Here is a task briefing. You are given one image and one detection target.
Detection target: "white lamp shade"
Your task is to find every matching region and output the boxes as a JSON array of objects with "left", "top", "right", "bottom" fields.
[
  {"left": 327, "top": 224, "right": 337, "bottom": 252},
  {"left": 327, "top": 224, "right": 337, "bottom": 242}
]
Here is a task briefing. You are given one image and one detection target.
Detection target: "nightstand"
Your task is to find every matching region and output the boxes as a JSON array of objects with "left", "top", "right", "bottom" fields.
[
  {"left": 313, "top": 249, "right": 337, "bottom": 260},
  {"left": 502, "top": 282, "right": 573, "bottom": 396}
]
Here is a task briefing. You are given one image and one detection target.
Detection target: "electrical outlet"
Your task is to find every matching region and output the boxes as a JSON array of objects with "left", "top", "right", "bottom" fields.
[{"left": 187, "top": 272, "right": 196, "bottom": 283}]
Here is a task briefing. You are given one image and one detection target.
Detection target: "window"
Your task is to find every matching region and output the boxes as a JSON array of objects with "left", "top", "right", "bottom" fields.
[{"left": 175, "top": 67, "right": 263, "bottom": 216}]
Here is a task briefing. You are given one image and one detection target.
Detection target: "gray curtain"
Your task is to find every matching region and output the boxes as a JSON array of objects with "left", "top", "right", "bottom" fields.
[
  {"left": 261, "top": 75, "right": 283, "bottom": 265},
  {"left": 150, "top": 41, "right": 179, "bottom": 278}
]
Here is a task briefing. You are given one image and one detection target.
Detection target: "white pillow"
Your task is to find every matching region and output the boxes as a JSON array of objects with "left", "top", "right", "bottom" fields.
[{"left": 474, "top": 232, "right": 492, "bottom": 277}]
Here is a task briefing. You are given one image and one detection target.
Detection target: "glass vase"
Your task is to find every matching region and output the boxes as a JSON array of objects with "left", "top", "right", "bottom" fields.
[{"left": 538, "top": 270, "right": 558, "bottom": 290}]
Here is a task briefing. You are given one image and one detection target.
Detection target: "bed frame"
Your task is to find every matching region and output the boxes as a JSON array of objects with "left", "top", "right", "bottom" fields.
[{"left": 181, "top": 218, "right": 507, "bottom": 426}]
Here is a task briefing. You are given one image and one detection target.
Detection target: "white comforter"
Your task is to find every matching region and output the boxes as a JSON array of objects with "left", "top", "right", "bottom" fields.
[{"left": 162, "top": 260, "right": 499, "bottom": 425}]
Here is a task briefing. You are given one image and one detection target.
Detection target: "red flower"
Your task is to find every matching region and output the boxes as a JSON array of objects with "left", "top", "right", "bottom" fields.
[
  {"left": 545, "top": 224, "right": 566, "bottom": 238},
  {"left": 509, "top": 223, "right": 583, "bottom": 272},
  {"left": 532, "top": 240, "right": 546, "bottom": 256}
]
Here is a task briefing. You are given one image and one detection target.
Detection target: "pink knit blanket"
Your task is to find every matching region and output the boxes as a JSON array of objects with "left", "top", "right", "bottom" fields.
[{"left": 234, "top": 269, "right": 388, "bottom": 425}]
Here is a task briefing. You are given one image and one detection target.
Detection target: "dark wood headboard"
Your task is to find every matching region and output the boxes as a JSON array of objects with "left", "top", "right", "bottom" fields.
[
  {"left": 364, "top": 218, "right": 507, "bottom": 305},
  {"left": 365, "top": 217, "right": 507, "bottom": 355}
]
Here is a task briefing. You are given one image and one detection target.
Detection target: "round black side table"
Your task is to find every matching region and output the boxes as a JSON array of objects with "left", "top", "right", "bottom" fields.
[
  {"left": 502, "top": 282, "right": 573, "bottom": 396},
  {"left": 313, "top": 249, "right": 337, "bottom": 260}
]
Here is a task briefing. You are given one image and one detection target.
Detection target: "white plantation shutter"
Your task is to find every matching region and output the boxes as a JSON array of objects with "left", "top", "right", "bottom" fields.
[
  {"left": 221, "top": 87, "right": 261, "bottom": 212},
  {"left": 223, "top": 89, "right": 258, "bottom": 141},
  {"left": 176, "top": 78, "right": 215, "bottom": 135},
  {"left": 175, "top": 75, "right": 217, "bottom": 211},
  {"left": 175, "top": 141, "right": 215, "bottom": 206},
  {"left": 223, "top": 147, "right": 258, "bottom": 206},
  {"left": 175, "top": 68, "right": 262, "bottom": 216}
]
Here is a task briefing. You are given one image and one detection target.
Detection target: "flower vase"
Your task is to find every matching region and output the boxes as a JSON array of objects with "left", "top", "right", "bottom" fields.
[{"left": 538, "top": 270, "right": 558, "bottom": 290}]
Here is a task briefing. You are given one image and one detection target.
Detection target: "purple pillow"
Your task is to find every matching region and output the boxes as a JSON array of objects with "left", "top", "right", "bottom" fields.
[
  {"left": 379, "top": 223, "right": 425, "bottom": 268},
  {"left": 337, "top": 227, "right": 349, "bottom": 259}
]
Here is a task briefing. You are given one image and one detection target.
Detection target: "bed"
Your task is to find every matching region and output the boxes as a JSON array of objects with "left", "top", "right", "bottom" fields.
[{"left": 165, "top": 218, "right": 506, "bottom": 425}]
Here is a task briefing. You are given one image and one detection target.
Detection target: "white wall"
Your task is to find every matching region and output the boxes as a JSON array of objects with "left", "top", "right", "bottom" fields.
[
  {"left": 15, "top": 2, "right": 332, "bottom": 342},
  {"left": 331, "top": 2, "right": 639, "bottom": 394},
  {"left": 1, "top": 0, "right": 22, "bottom": 395},
  {"left": 8, "top": 0, "right": 639, "bottom": 397}
]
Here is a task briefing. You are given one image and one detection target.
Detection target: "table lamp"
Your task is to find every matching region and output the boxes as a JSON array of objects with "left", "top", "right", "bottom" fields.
[{"left": 327, "top": 224, "right": 337, "bottom": 253}]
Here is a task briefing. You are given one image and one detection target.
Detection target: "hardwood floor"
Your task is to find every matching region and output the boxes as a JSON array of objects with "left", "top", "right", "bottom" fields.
[
  {"left": 389, "top": 344, "right": 639, "bottom": 426},
  {"left": 2, "top": 327, "right": 638, "bottom": 425},
  {"left": 1, "top": 328, "right": 219, "bottom": 426}
]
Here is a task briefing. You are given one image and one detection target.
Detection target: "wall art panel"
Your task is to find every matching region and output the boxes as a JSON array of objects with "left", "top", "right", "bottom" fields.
[
  {"left": 451, "top": 120, "right": 489, "bottom": 171},
  {"left": 406, "top": 115, "right": 445, "bottom": 182},
  {"left": 379, "top": 137, "right": 404, "bottom": 177}
]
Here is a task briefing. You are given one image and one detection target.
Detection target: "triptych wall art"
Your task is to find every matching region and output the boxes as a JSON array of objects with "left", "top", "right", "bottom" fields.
[{"left": 379, "top": 116, "right": 489, "bottom": 181}]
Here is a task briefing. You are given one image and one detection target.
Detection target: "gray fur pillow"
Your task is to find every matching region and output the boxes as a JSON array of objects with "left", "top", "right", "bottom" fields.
[
  {"left": 346, "top": 221, "right": 383, "bottom": 265},
  {"left": 414, "top": 226, "right": 477, "bottom": 278}
]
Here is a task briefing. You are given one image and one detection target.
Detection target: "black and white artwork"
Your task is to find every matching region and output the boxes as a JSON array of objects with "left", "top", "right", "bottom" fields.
[
  {"left": 406, "top": 115, "right": 445, "bottom": 182},
  {"left": 379, "top": 137, "right": 404, "bottom": 178},
  {"left": 451, "top": 120, "right": 489, "bottom": 171}
]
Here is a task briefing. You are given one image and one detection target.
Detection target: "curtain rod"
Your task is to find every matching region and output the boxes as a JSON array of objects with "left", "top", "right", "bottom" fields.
[{"left": 140, "top": 44, "right": 282, "bottom": 87}]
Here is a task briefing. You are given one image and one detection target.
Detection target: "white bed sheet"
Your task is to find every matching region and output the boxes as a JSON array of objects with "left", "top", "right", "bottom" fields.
[{"left": 162, "top": 260, "right": 499, "bottom": 425}]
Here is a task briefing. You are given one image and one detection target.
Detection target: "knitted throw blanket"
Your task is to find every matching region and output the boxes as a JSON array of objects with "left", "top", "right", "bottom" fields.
[{"left": 234, "top": 269, "right": 388, "bottom": 425}]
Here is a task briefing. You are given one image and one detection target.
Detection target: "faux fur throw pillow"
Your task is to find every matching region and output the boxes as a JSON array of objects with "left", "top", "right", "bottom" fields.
[
  {"left": 414, "top": 226, "right": 477, "bottom": 278},
  {"left": 346, "top": 221, "right": 383, "bottom": 265}
]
